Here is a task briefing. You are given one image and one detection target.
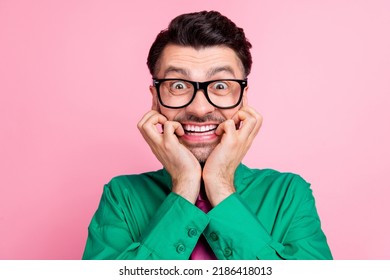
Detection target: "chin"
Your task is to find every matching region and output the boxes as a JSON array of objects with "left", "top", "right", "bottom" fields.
[{"left": 188, "top": 147, "right": 214, "bottom": 164}]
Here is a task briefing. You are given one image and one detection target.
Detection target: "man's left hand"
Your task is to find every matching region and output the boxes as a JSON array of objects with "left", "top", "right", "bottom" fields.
[{"left": 203, "top": 106, "right": 263, "bottom": 206}]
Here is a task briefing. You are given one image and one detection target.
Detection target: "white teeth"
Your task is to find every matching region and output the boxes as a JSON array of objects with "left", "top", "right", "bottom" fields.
[{"left": 183, "top": 124, "right": 217, "bottom": 132}]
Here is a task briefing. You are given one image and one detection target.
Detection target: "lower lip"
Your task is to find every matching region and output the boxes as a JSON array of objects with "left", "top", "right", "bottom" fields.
[{"left": 181, "top": 130, "right": 218, "bottom": 143}]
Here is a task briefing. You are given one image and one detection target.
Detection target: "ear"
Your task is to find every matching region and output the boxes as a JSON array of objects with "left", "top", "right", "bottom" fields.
[
  {"left": 149, "top": 85, "right": 158, "bottom": 110},
  {"left": 242, "top": 86, "right": 249, "bottom": 106}
]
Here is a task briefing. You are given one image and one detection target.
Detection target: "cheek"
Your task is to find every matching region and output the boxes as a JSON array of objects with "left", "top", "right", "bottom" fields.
[
  {"left": 158, "top": 107, "right": 182, "bottom": 121},
  {"left": 220, "top": 107, "right": 240, "bottom": 120}
]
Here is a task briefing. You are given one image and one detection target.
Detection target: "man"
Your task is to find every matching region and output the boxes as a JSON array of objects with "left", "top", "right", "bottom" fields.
[{"left": 82, "top": 11, "right": 332, "bottom": 260}]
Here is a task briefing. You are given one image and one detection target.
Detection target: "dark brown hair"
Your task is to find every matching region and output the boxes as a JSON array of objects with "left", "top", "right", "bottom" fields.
[{"left": 147, "top": 11, "right": 252, "bottom": 77}]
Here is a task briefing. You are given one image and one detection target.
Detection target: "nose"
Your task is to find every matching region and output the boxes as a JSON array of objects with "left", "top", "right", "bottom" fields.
[{"left": 185, "top": 89, "right": 215, "bottom": 117}]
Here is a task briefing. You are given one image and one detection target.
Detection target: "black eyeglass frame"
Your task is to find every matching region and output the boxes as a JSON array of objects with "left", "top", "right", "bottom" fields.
[{"left": 152, "top": 78, "right": 248, "bottom": 109}]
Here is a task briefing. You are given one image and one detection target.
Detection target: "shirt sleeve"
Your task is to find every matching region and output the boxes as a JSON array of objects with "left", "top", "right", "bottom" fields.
[
  {"left": 82, "top": 186, "right": 209, "bottom": 260},
  {"left": 203, "top": 180, "right": 333, "bottom": 260}
]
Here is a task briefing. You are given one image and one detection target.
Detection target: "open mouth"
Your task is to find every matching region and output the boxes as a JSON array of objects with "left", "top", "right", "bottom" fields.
[{"left": 182, "top": 124, "right": 218, "bottom": 135}]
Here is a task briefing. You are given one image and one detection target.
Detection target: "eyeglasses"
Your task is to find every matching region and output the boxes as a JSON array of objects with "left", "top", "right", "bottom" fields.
[{"left": 153, "top": 78, "right": 248, "bottom": 109}]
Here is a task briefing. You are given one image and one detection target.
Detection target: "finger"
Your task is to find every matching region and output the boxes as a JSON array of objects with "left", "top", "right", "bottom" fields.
[
  {"left": 144, "top": 111, "right": 168, "bottom": 129},
  {"left": 232, "top": 108, "right": 262, "bottom": 139},
  {"left": 137, "top": 110, "right": 160, "bottom": 128},
  {"left": 243, "top": 107, "right": 263, "bottom": 136},
  {"left": 138, "top": 111, "right": 168, "bottom": 141},
  {"left": 163, "top": 121, "right": 185, "bottom": 140},
  {"left": 230, "top": 106, "right": 252, "bottom": 124},
  {"left": 215, "top": 119, "right": 236, "bottom": 136},
  {"left": 230, "top": 110, "right": 254, "bottom": 135},
  {"left": 242, "top": 106, "right": 263, "bottom": 127}
]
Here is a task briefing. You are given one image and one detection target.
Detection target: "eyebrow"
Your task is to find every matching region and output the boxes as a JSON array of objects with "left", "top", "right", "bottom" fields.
[
  {"left": 163, "top": 66, "right": 191, "bottom": 78},
  {"left": 162, "top": 65, "right": 238, "bottom": 80},
  {"left": 206, "top": 66, "right": 237, "bottom": 79}
]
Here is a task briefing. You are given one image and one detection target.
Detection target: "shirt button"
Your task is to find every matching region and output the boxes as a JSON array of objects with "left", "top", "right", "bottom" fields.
[
  {"left": 176, "top": 244, "right": 186, "bottom": 254},
  {"left": 188, "top": 228, "right": 198, "bottom": 237},
  {"left": 224, "top": 247, "right": 232, "bottom": 257},
  {"left": 210, "top": 232, "right": 219, "bottom": 241}
]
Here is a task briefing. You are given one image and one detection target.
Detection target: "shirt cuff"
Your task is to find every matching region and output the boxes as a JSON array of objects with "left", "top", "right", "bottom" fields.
[
  {"left": 140, "top": 192, "right": 210, "bottom": 259},
  {"left": 204, "top": 193, "right": 279, "bottom": 259}
]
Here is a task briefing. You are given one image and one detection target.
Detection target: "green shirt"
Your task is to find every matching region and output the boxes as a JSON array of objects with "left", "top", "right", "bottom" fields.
[{"left": 82, "top": 164, "right": 332, "bottom": 260}]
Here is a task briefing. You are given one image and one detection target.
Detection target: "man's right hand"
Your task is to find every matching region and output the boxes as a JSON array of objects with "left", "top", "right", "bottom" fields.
[{"left": 137, "top": 110, "right": 201, "bottom": 204}]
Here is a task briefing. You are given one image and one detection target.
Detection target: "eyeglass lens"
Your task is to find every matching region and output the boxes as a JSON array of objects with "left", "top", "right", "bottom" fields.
[{"left": 159, "top": 80, "right": 243, "bottom": 108}]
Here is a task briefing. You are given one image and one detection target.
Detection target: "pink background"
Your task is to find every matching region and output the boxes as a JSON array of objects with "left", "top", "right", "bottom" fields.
[{"left": 1, "top": 0, "right": 389, "bottom": 260}]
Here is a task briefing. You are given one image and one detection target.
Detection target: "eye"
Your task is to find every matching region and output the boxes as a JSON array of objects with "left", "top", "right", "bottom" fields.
[
  {"left": 212, "top": 81, "right": 229, "bottom": 90},
  {"left": 170, "top": 81, "right": 188, "bottom": 90}
]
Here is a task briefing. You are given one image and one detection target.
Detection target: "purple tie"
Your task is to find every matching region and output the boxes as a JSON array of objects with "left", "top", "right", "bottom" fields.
[{"left": 190, "top": 188, "right": 217, "bottom": 260}]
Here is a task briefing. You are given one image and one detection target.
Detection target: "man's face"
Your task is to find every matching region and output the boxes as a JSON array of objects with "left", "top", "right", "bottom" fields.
[{"left": 150, "top": 44, "right": 248, "bottom": 163}]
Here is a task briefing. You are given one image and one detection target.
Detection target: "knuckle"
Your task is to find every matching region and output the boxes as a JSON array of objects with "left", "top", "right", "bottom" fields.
[
  {"left": 138, "top": 122, "right": 148, "bottom": 132},
  {"left": 246, "top": 117, "right": 257, "bottom": 128}
]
